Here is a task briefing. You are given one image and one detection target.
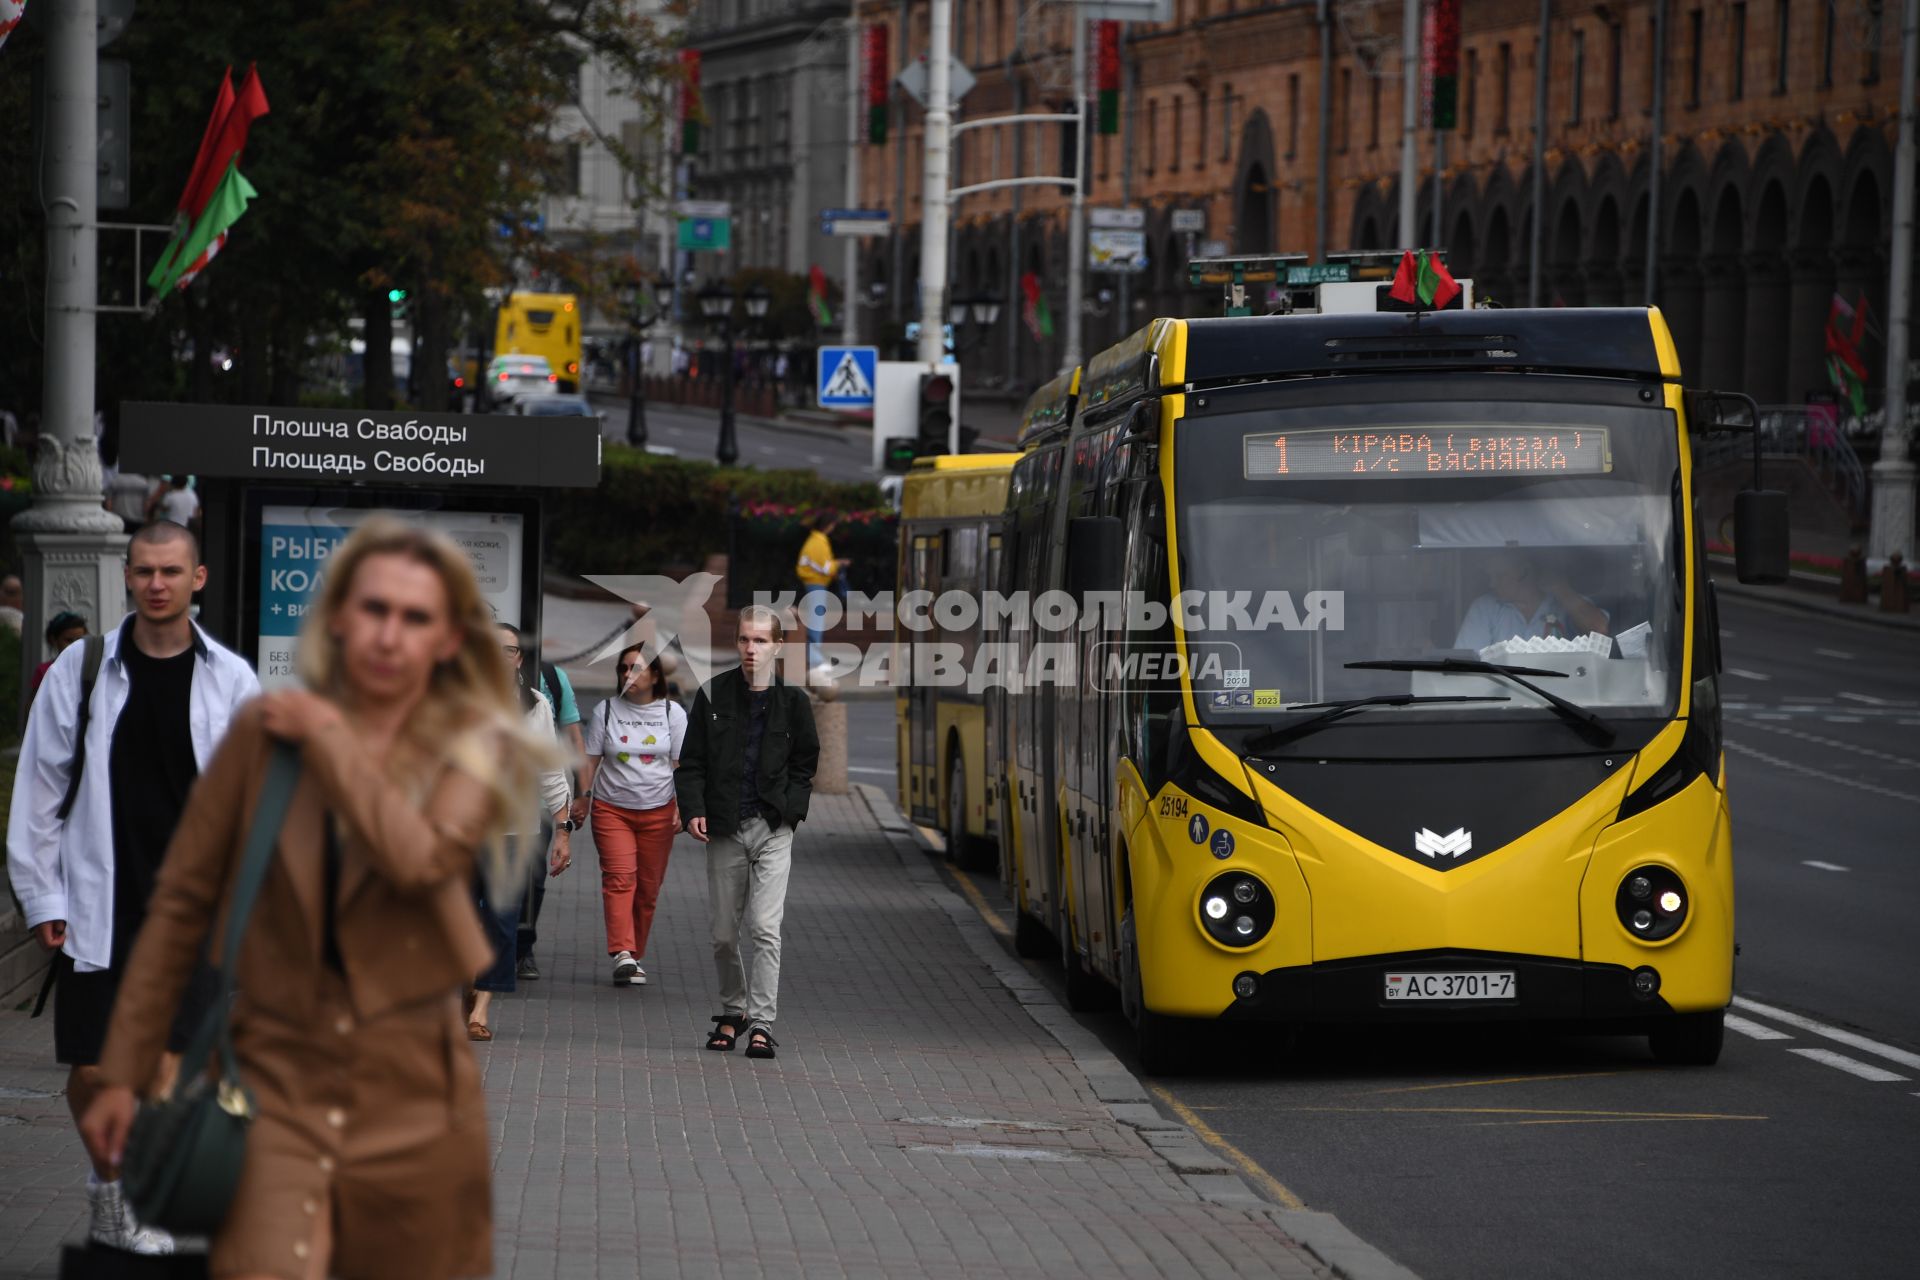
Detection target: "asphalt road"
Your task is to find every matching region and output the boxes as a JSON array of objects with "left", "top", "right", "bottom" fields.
[
  {"left": 849, "top": 595, "right": 1920, "bottom": 1280},
  {"left": 586, "top": 392, "right": 879, "bottom": 482}
]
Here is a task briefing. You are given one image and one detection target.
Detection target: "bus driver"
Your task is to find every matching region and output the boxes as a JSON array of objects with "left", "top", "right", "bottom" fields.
[{"left": 1454, "top": 549, "right": 1611, "bottom": 651}]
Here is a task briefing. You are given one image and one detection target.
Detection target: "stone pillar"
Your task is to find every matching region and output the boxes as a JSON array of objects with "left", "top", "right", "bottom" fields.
[
  {"left": 1742, "top": 252, "right": 1793, "bottom": 404},
  {"left": 811, "top": 695, "right": 849, "bottom": 795},
  {"left": 13, "top": 440, "right": 129, "bottom": 719},
  {"left": 1698, "top": 255, "right": 1747, "bottom": 391},
  {"left": 1786, "top": 251, "right": 1838, "bottom": 405}
]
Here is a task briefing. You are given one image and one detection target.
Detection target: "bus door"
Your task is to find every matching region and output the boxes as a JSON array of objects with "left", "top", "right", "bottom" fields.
[
  {"left": 983, "top": 524, "right": 1008, "bottom": 851},
  {"left": 1022, "top": 446, "right": 1067, "bottom": 924},
  {"left": 906, "top": 528, "right": 943, "bottom": 823},
  {"left": 1072, "top": 425, "right": 1131, "bottom": 976}
]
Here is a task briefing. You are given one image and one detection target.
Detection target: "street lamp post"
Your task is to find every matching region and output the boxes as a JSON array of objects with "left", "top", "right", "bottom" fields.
[
  {"left": 944, "top": 292, "right": 1004, "bottom": 356},
  {"left": 699, "top": 282, "right": 771, "bottom": 466},
  {"left": 620, "top": 273, "right": 674, "bottom": 449}
]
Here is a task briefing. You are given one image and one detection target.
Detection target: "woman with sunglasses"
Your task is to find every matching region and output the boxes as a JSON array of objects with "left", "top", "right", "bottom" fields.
[{"left": 579, "top": 645, "right": 685, "bottom": 986}]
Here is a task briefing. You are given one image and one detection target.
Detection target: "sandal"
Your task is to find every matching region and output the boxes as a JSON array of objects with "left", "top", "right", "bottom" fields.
[
  {"left": 467, "top": 1021, "right": 492, "bottom": 1042},
  {"left": 705, "top": 1014, "right": 742, "bottom": 1052},
  {"left": 744, "top": 1023, "right": 778, "bottom": 1060}
]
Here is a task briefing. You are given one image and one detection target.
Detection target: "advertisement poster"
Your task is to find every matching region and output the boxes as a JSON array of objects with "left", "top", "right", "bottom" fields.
[{"left": 257, "top": 504, "right": 526, "bottom": 690}]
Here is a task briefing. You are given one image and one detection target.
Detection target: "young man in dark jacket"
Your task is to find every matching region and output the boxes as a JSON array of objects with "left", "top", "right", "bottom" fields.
[{"left": 676, "top": 605, "right": 819, "bottom": 1059}]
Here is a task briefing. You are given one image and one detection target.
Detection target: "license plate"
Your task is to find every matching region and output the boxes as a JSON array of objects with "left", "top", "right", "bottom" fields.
[{"left": 1384, "top": 971, "right": 1516, "bottom": 1001}]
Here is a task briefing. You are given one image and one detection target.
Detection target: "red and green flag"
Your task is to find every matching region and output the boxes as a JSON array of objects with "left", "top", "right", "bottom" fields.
[
  {"left": 808, "top": 265, "right": 833, "bottom": 327},
  {"left": 1021, "top": 272, "right": 1053, "bottom": 340},
  {"left": 0, "top": 2, "right": 28, "bottom": 58},
  {"left": 149, "top": 65, "right": 269, "bottom": 296},
  {"left": 1388, "top": 248, "right": 1461, "bottom": 310},
  {"left": 1824, "top": 293, "right": 1871, "bottom": 416},
  {"left": 1096, "top": 22, "right": 1121, "bottom": 135}
]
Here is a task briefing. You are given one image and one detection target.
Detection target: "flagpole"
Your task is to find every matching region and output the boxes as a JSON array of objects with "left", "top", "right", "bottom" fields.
[{"left": 1867, "top": 0, "right": 1917, "bottom": 565}]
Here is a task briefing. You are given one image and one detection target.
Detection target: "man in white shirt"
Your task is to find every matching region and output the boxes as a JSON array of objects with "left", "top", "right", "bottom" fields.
[
  {"left": 145, "top": 475, "right": 200, "bottom": 530},
  {"left": 6, "top": 521, "right": 259, "bottom": 1253},
  {"left": 1454, "top": 549, "right": 1611, "bottom": 652}
]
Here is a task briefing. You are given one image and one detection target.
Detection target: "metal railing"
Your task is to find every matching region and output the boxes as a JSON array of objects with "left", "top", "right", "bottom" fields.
[{"left": 1696, "top": 404, "right": 1867, "bottom": 516}]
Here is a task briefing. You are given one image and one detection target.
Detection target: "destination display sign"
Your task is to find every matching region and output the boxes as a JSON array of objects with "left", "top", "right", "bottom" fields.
[{"left": 1242, "top": 426, "right": 1611, "bottom": 479}]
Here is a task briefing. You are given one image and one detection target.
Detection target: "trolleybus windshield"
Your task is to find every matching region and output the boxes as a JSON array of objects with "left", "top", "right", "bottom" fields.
[{"left": 1173, "top": 395, "right": 1685, "bottom": 748}]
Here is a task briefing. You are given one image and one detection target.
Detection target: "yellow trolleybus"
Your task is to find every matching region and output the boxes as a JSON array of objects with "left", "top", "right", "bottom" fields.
[
  {"left": 945, "top": 295, "right": 1785, "bottom": 1072},
  {"left": 895, "top": 452, "right": 1025, "bottom": 868},
  {"left": 494, "top": 291, "right": 584, "bottom": 392}
]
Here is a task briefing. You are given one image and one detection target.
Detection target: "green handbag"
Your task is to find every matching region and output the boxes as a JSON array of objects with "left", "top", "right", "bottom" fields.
[{"left": 122, "top": 741, "right": 303, "bottom": 1236}]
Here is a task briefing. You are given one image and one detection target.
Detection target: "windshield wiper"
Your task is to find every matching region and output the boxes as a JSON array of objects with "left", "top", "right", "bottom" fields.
[
  {"left": 1243, "top": 694, "right": 1511, "bottom": 753},
  {"left": 1344, "top": 658, "right": 1617, "bottom": 745}
]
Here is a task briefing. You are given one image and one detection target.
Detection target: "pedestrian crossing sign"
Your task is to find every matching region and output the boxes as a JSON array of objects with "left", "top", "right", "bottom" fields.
[{"left": 816, "top": 346, "right": 878, "bottom": 409}]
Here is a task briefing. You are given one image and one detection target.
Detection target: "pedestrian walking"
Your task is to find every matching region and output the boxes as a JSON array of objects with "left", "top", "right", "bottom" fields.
[
  {"left": 7, "top": 521, "right": 259, "bottom": 1254},
  {"left": 77, "top": 516, "right": 559, "bottom": 1279},
  {"left": 28, "top": 609, "right": 88, "bottom": 701},
  {"left": 794, "top": 512, "right": 844, "bottom": 679},
  {"left": 580, "top": 644, "right": 686, "bottom": 987},
  {"left": 144, "top": 475, "right": 201, "bottom": 532},
  {"left": 521, "top": 656, "right": 585, "bottom": 981},
  {"left": 676, "top": 606, "right": 818, "bottom": 1060},
  {"left": 468, "top": 623, "right": 575, "bottom": 1041}
]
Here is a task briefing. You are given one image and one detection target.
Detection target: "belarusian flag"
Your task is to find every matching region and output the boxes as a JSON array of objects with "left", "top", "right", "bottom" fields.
[
  {"left": 1021, "top": 272, "right": 1054, "bottom": 340},
  {"left": 808, "top": 265, "right": 833, "bottom": 327},
  {"left": 1824, "top": 293, "right": 1871, "bottom": 415},
  {"left": 1388, "top": 249, "right": 1461, "bottom": 309},
  {"left": 152, "top": 162, "right": 258, "bottom": 295},
  {"left": 0, "top": 2, "right": 28, "bottom": 57},
  {"left": 148, "top": 66, "right": 269, "bottom": 294}
]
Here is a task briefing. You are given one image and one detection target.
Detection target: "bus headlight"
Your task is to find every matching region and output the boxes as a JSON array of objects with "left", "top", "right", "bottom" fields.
[
  {"left": 1616, "top": 865, "right": 1688, "bottom": 942},
  {"left": 1200, "top": 872, "right": 1273, "bottom": 948}
]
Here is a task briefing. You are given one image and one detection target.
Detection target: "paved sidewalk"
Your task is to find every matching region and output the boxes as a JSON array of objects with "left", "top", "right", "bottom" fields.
[{"left": 0, "top": 788, "right": 1356, "bottom": 1279}]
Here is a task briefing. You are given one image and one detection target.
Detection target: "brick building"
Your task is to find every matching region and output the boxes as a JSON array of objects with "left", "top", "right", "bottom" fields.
[{"left": 853, "top": 0, "right": 1910, "bottom": 406}]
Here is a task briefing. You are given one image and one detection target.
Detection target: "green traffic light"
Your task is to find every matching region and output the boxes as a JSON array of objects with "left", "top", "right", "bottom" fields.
[{"left": 388, "top": 288, "right": 407, "bottom": 303}]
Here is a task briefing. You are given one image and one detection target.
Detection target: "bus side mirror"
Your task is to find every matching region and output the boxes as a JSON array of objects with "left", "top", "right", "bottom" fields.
[
  {"left": 1067, "top": 516, "right": 1125, "bottom": 596},
  {"left": 1734, "top": 489, "right": 1790, "bottom": 585}
]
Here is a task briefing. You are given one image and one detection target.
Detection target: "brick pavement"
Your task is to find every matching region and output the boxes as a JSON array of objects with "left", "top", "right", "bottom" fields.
[{"left": 0, "top": 787, "right": 1347, "bottom": 1279}]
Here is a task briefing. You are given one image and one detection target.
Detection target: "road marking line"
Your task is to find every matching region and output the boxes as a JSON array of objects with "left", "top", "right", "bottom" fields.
[
  {"left": 846, "top": 765, "right": 895, "bottom": 775},
  {"left": 1837, "top": 691, "right": 1887, "bottom": 705},
  {"left": 946, "top": 864, "right": 1010, "bottom": 937},
  {"left": 1822, "top": 715, "right": 1865, "bottom": 724},
  {"left": 1366, "top": 1071, "right": 1623, "bottom": 1094},
  {"left": 1149, "top": 1085, "right": 1307, "bottom": 1209},
  {"left": 1724, "top": 1014, "right": 1794, "bottom": 1040},
  {"left": 1787, "top": 1048, "right": 1911, "bottom": 1083},
  {"left": 1729, "top": 717, "right": 1920, "bottom": 768},
  {"left": 1733, "top": 997, "right": 1920, "bottom": 1071},
  {"left": 1295, "top": 1105, "right": 1764, "bottom": 1121},
  {"left": 1816, "top": 649, "right": 1855, "bottom": 660},
  {"left": 1725, "top": 667, "right": 1771, "bottom": 681},
  {"left": 1801, "top": 860, "right": 1850, "bottom": 872},
  {"left": 1722, "top": 741, "right": 1920, "bottom": 807}
]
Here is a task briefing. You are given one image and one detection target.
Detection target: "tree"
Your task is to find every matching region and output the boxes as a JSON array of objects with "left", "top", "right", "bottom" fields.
[{"left": 0, "top": 0, "right": 688, "bottom": 418}]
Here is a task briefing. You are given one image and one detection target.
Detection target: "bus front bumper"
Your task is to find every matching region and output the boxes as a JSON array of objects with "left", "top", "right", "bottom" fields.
[{"left": 1216, "top": 948, "right": 1680, "bottom": 1025}]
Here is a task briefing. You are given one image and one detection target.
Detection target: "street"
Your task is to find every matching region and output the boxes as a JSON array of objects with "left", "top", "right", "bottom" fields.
[
  {"left": 876, "top": 591, "right": 1920, "bottom": 1280},
  {"left": 587, "top": 392, "right": 882, "bottom": 484}
]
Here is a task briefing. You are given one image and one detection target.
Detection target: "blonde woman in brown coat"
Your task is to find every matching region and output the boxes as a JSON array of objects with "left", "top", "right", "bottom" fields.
[{"left": 80, "top": 518, "right": 558, "bottom": 1280}]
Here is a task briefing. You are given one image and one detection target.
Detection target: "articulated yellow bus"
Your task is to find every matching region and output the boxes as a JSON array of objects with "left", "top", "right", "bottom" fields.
[
  {"left": 906, "top": 286, "right": 1786, "bottom": 1073},
  {"left": 494, "top": 291, "right": 583, "bottom": 392},
  {"left": 895, "top": 453, "right": 1024, "bottom": 869}
]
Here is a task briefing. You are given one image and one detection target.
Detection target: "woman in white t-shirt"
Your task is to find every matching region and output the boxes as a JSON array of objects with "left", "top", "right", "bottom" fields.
[{"left": 581, "top": 644, "right": 687, "bottom": 986}]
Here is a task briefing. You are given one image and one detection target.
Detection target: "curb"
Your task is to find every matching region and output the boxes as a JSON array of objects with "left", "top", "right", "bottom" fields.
[
  {"left": 851, "top": 782, "right": 1420, "bottom": 1280},
  {"left": 1709, "top": 562, "right": 1920, "bottom": 632}
]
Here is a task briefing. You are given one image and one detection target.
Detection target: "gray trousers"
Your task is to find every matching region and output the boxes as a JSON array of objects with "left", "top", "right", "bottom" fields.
[{"left": 707, "top": 814, "right": 793, "bottom": 1025}]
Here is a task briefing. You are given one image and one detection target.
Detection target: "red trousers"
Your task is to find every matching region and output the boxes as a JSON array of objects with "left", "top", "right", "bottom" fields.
[{"left": 592, "top": 797, "right": 678, "bottom": 958}]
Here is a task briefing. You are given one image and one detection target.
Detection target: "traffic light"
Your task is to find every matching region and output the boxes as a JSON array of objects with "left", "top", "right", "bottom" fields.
[
  {"left": 882, "top": 438, "right": 919, "bottom": 473},
  {"left": 917, "top": 370, "right": 954, "bottom": 456},
  {"left": 388, "top": 288, "right": 408, "bottom": 303}
]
